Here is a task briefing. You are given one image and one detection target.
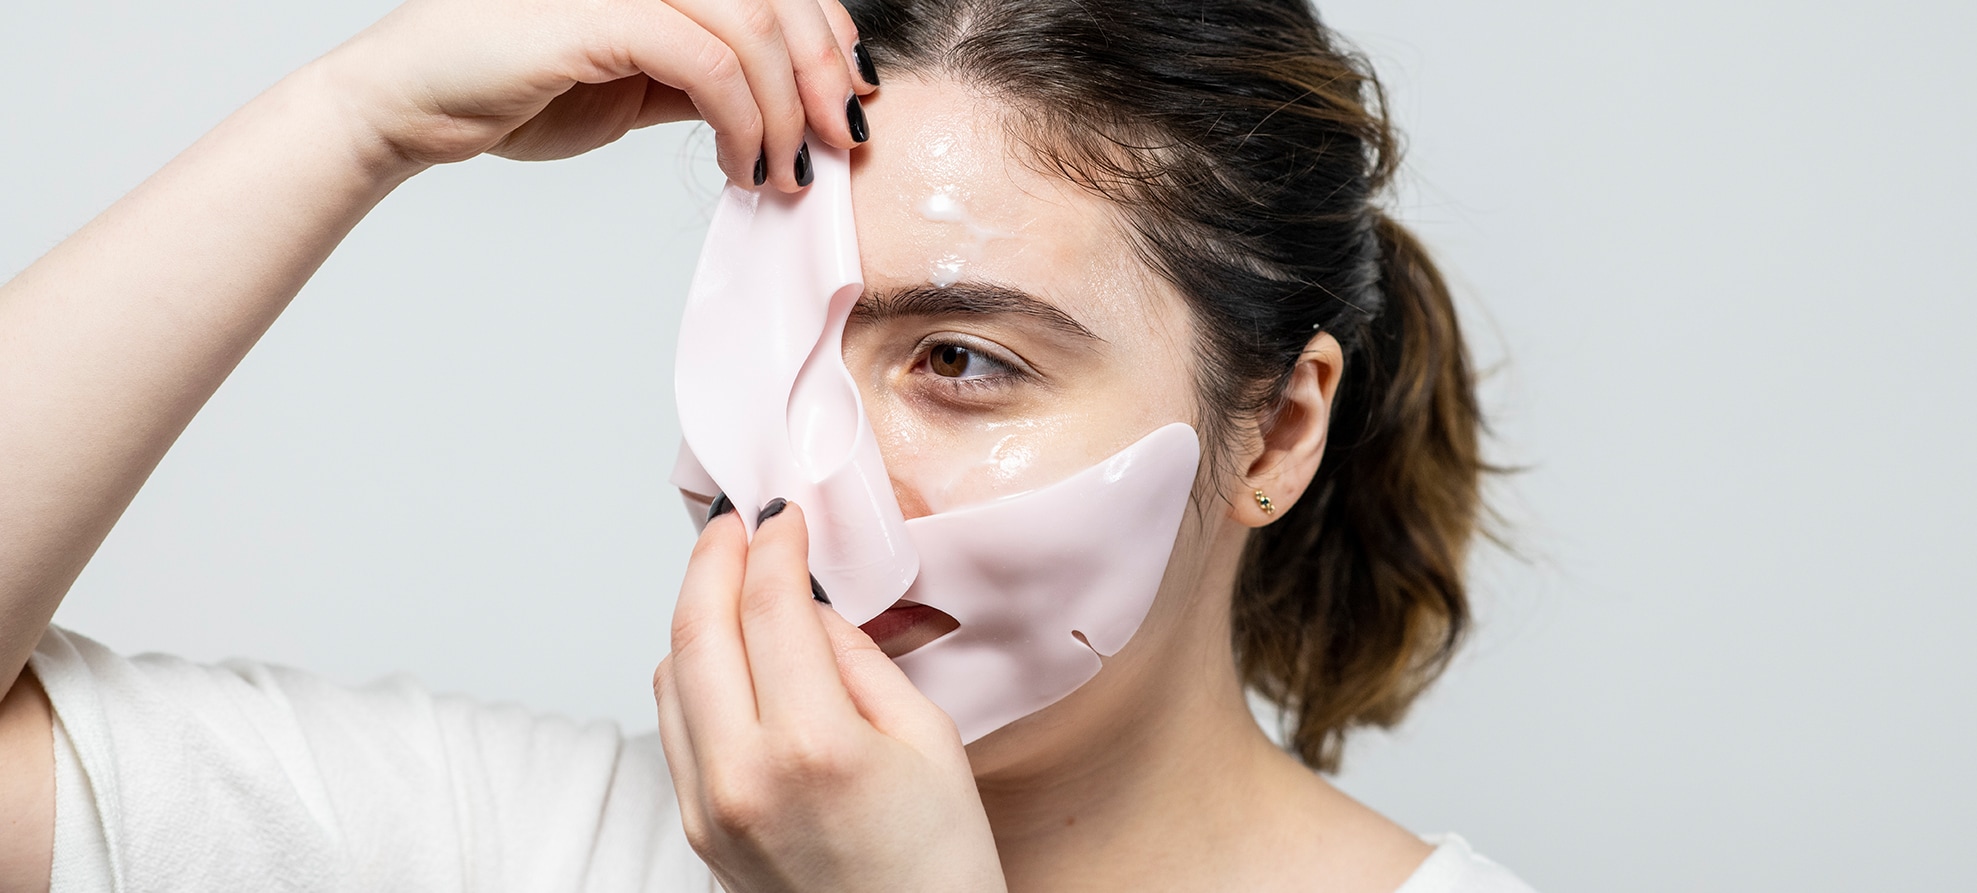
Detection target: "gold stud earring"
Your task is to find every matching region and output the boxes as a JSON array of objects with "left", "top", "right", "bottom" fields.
[{"left": 1253, "top": 489, "right": 1275, "bottom": 515}]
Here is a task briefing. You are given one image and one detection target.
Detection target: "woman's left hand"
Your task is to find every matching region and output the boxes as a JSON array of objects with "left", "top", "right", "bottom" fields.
[{"left": 655, "top": 501, "right": 1008, "bottom": 892}]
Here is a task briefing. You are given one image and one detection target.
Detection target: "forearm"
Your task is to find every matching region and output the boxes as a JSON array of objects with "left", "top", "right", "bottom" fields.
[{"left": 0, "top": 59, "right": 423, "bottom": 692}]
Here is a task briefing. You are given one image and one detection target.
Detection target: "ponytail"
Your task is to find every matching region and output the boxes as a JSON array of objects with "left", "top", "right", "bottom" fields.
[{"left": 1232, "top": 214, "right": 1485, "bottom": 772}]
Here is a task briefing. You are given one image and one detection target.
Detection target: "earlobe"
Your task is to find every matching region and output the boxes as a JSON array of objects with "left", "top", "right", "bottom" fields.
[{"left": 1236, "top": 331, "right": 1343, "bottom": 528}]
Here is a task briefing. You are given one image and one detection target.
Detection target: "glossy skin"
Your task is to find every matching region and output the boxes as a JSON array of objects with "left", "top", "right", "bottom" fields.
[
  {"left": 842, "top": 91, "right": 1198, "bottom": 517},
  {"left": 0, "top": 0, "right": 1431, "bottom": 888}
]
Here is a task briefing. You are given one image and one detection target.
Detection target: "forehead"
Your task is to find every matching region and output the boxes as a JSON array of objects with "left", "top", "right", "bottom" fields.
[{"left": 847, "top": 79, "right": 1176, "bottom": 337}]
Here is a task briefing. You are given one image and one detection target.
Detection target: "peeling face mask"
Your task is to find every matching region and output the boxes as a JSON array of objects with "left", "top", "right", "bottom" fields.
[{"left": 672, "top": 143, "right": 1200, "bottom": 743}]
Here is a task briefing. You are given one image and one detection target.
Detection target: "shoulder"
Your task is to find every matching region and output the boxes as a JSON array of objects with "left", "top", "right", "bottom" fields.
[{"left": 1395, "top": 834, "right": 1539, "bottom": 893}]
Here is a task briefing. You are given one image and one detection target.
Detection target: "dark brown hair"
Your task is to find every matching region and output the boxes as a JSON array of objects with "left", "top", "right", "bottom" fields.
[{"left": 848, "top": 0, "right": 1487, "bottom": 771}]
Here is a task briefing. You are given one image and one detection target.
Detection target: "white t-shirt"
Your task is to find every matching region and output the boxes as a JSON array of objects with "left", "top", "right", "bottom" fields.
[{"left": 30, "top": 627, "right": 1534, "bottom": 892}]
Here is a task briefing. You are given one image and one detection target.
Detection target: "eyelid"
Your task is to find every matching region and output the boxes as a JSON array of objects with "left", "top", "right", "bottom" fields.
[{"left": 912, "top": 331, "right": 1036, "bottom": 379}]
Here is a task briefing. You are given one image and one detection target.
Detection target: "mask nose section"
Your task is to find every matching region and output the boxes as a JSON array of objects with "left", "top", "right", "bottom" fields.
[
  {"left": 785, "top": 291, "right": 863, "bottom": 482},
  {"left": 672, "top": 138, "right": 918, "bottom": 626}
]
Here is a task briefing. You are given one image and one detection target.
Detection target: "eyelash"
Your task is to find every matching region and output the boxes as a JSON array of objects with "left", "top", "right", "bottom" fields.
[{"left": 910, "top": 334, "right": 1030, "bottom": 396}]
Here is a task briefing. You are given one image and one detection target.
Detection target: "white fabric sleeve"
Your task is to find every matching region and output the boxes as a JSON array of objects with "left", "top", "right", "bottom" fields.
[
  {"left": 1397, "top": 834, "right": 1539, "bottom": 893},
  {"left": 48, "top": 707, "right": 112, "bottom": 893},
  {"left": 29, "top": 626, "right": 713, "bottom": 893}
]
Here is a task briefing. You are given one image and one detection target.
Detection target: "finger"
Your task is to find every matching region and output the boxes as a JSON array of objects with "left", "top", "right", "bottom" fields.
[
  {"left": 814, "top": 603, "right": 962, "bottom": 748},
  {"left": 815, "top": 0, "right": 878, "bottom": 94},
  {"left": 653, "top": 658, "right": 709, "bottom": 848},
  {"left": 739, "top": 500, "right": 860, "bottom": 729},
  {"left": 668, "top": 0, "right": 811, "bottom": 191},
  {"left": 595, "top": 0, "right": 765, "bottom": 186},
  {"left": 768, "top": 0, "right": 865, "bottom": 148},
  {"left": 671, "top": 511, "right": 760, "bottom": 744}
]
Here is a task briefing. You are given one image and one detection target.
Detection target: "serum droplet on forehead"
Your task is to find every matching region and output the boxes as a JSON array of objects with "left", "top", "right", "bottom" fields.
[
  {"left": 918, "top": 191, "right": 966, "bottom": 222},
  {"left": 916, "top": 189, "right": 1012, "bottom": 287},
  {"left": 930, "top": 254, "right": 966, "bottom": 287}
]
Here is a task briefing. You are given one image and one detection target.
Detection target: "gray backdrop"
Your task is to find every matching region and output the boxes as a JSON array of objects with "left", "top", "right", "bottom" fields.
[{"left": 5, "top": 1, "right": 1972, "bottom": 889}]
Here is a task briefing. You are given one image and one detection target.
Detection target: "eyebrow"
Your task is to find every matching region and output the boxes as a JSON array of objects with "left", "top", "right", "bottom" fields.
[{"left": 849, "top": 282, "right": 1104, "bottom": 342}]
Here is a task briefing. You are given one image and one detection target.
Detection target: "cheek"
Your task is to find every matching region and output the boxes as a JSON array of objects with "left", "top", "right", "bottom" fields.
[
  {"left": 860, "top": 389, "right": 1092, "bottom": 518},
  {"left": 845, "top": 324, "right": 1199, "bottom": 519}
]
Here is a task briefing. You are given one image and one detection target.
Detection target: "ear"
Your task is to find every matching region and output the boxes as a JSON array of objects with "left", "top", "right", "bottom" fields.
[{"left": 1230, "top": 331, "right": 1344, "bottom": 528}]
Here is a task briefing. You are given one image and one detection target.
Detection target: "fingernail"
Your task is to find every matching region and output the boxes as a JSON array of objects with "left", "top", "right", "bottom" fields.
[
  {"left": 793, "top": 143, "right": 813, "bottom": 187},
  {"left": 756, "top": 497, "right": 789, "bottom": 525},
  {"left": 707, "top": 492, "right": 733, "bottom": 522},
  {"left": 853, "top": 42, "right": 879, "bottom": 86},
  {"left": 752, "top": 151, "right": 767, "bottom": 187},
  {"left": 808, "top": 574, "right": 832, "bottom": 605},
  {"left": 845, "top": 94, "right": 869, "bottom": 143}
]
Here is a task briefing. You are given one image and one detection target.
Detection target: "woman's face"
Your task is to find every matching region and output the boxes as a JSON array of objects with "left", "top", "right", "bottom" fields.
[
  {"left": 843, "top": 80, "right": 1198, "bottom": 517},
  {"left": 845, "top": 79, "right": 1247, "bottom": 773}
]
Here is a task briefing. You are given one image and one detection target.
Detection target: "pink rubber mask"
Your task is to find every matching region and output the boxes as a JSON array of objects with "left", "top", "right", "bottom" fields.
[{"left": 671, "top": 143, "right": 1200, "bottom": 742}]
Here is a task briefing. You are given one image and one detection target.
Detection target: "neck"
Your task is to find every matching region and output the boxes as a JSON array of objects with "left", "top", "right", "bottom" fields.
[
  {"left": 981, "top": 685, "right": 1286, "bottom": 891},
  {"left": 969, "top": 522, "right": 1304, "bottom": 890}
]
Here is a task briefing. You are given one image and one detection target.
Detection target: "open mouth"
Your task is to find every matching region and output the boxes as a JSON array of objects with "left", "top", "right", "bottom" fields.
[{"left": 858, "top": 600, "right": 960, "bottom": 659}]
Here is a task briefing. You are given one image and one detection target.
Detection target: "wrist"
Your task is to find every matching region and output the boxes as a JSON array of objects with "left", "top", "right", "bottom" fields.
[{"left": 280, "top": 51, "right": 434, "bottom": 190}]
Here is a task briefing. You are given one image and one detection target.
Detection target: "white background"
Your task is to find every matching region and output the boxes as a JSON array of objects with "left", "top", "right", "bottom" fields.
[{"left": 5, "top": 1, "right": 1973, "bottom": 889}]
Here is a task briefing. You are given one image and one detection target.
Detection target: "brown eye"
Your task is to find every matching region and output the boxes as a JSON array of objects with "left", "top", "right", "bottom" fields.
[
  {"left": 919, "top": 338, "right": 1020, "bottom": 385},
  {"left": 931, "top": 343, "right": 973, "bottom": 377}
]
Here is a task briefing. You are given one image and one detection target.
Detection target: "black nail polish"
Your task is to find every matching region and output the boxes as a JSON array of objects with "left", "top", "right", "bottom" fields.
[
  {"left": 846, "top": 95, "right": 869, "bottom": 143},
  {"left": 757, "top": 497, "right": 789, "bottom": 525},
  {"left": 808, "top": 574, "right": 832, "bottom": 605},
  {"left": 752, "top": 152, "right": 767, "bottom": 187},
  {"left": 853, "top": 42, "right": 879, "bottom": 86},
  {"left": 793, "top": 143, "right": 813, "bottom": 187},
  {"left": 707, "top": 492, "right": 734, "bottom": 522}
]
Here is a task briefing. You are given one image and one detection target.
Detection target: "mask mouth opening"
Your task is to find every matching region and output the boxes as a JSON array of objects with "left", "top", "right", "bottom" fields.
[{"left": 860, "top": 599, "right": 960, "bottom": 658}]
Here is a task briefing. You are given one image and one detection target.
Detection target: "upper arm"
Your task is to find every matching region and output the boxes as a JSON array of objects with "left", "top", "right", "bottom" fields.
[{"left": 0, "top": 668, "right": 53, "bottom": 893}]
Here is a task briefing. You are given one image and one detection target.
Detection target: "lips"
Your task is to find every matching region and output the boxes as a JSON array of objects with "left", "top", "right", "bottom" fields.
[{"left": 858, "top": 600, "right": 960, "bottom": 659}]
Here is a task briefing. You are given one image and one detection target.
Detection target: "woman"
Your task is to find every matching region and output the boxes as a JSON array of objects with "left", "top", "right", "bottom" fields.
[{"left": 0, "top": 0, "right": 1531, "bottom": 889}]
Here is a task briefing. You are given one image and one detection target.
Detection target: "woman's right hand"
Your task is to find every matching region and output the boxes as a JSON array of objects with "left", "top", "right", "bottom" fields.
[
  {"left": 320, "top": 0, "right": 877, "bottom": 189},
  {"left": 656, "top": 503, "right": 1008, "bottom": 893}
]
